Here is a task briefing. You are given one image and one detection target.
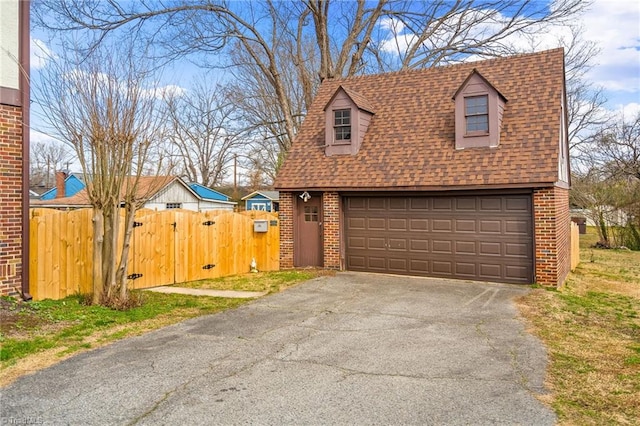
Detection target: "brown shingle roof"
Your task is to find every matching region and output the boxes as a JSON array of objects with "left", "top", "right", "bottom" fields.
[{"left": 275, "top": 48, "right": 566, "bottom": 191}]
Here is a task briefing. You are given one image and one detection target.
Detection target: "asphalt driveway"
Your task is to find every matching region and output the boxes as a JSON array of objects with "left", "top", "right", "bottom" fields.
[{"left": 1, "top": 272, "right": 555, "bottom": 425}]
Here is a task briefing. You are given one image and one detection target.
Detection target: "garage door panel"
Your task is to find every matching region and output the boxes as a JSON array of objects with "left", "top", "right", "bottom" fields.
[
  {"left": 410, "top": 198, "right": 429, "bottom": 210},
  {"left": 506, "top": 265, "right": 530, "bottom": 280},
  {"left": 432, "top": 261, "right": 453, "bottom": 274},
  {"left": 389, "top": 218, "right": 408, "bottom": 230},
  {"left": 368, "top": 218, "right": 386, "bottom": 230},
  {"left": 479, "top": 241, "right": 502, "bottom": 256},
  {"left": 433, "top": 198, "right": 453, "bottom": 211},
  {"left": 506, "top": 197, "right": 530, "bottom": 211},
  {"left": 410, "top": 259, "right": 429, "bottom": 273},
  {"left": 432, "top": 219, "right": 453, "bottom": 232},
  {"left": 456, "top": 198, "right": 476, "bottom": 210},
  {"left": 410, "top": 239, "right": 429, "bottom": 251},
  {"left": 456, "top": 262, "right": 477, "bottom": 276},
  {"left": 432, "top": 240, "right": 452, "bottom": 253},
  {"left": 455, "top": 219, "right": 476, "bottom": 232},
  {"left": 368, "top": 198, "right": 386, "bottom": 209},
  {"left": 410, "top": 219, "right": 429, "bottom": 231},
  {"left": 368, "top": 237, "right": 386, "bottom": 250},
  {"left": 455, "top": 241, "right": 477, "bottom": 255},
  {"left": 480, "top": 197, "right": 502, "bottom": 211},
  {"left": 389, "top": 198, "right": 408, "bottom": 210},
  {"left": 367, "top": 257, "right": 386, "bottom": 270},
  {"left": 388, "top": 258, "right": 407, "bottom": 272},
  {"left": 348, "top": 236, "right": 366, "bottom": 250},
  {"left": 345, "top": 195, "right": 533, "bottom": 283},
  {"left": 388, "top": 238, "right": 407, "bottom": 250},
  {"left": 505, "top": 220, "right": 529, "bottom": 235},
  {"left": 348, "top": 217, "right": 366, "bottom": 229},
  {"left": 505, "top": 242, "right": 529, "bottom": 257},
  {"left": 479, "top": 220, "right": 502, "bottom": 233},
  {"left": 479, "top": 263, "right": 502, "bottom": 279}
]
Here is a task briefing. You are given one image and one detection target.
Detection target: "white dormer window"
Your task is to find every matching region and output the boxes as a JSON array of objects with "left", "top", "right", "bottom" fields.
[
  {"left": 464, "top": 95, "right": 489, "bottom": 134},
  {"left": 334, "top": 109, "right": 351, "bottom": 142}
]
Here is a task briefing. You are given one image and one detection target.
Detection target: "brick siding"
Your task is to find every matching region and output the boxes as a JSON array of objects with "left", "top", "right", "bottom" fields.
[
  {"left": 0, "top": 104, "right": 23, "bottom": 295},
  {"left": 322, "top": 192, "right": 341, "bottom": 269},
  {"left": 279, "top": 191, "right": 294, "bottom": 269},
  {"left": 534, "top": 186, "right": 571, "bottom": 286}
]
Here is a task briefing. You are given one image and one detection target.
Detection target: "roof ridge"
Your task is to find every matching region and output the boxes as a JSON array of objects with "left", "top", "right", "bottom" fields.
[{"left": 326, "top": 48, "right": 564, "bottom": 83}]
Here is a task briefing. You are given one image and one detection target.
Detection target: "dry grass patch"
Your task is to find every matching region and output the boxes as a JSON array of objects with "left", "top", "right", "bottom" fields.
[
  {"left": 178, "top": 269, "right": 335, "bottom": 293},
  {"left": 518, "top": 227, "right": 640, "bottom": 425}
]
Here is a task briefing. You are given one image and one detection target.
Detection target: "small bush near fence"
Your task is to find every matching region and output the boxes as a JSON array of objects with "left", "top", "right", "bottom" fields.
[{"left": 30, "top": 208, "right": 280, "bottom": 301}]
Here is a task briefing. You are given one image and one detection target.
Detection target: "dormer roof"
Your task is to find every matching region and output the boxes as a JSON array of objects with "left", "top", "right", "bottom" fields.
[
  {"left": 323, "top": 85, "right": 375, "bottom": 114},
  {"left": 452, "top": 68, "right": 508, "bottom": 102}
]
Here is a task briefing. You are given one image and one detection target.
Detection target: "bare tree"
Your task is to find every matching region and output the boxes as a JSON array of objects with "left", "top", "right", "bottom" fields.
[
  {"left": 34, "top": 40, "right": 166, "bottom": 305},
  {"left": 30, "top": 140, "right": 73, "bottom": 189},
  {"left": 163, "top": 78, "right": 240, "bottom": 187},
  {"left": 572, "top": 114, "right": 640, "bottom": 249},
  {"left": 34, "top": 0, "right": 587, "bottom": 174}
]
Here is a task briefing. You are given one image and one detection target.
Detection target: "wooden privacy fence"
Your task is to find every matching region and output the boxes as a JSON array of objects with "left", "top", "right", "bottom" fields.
[
  {"left": 30, "top": 208, "right": 280, "bottom": 300},
  {"left": 570, "top": 221, "right": 580, "bottom": 271}
]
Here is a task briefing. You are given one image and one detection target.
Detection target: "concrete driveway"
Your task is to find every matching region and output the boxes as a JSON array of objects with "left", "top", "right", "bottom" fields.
[{"left": 1, "top": 273, "right": 555, "bottom": 425}]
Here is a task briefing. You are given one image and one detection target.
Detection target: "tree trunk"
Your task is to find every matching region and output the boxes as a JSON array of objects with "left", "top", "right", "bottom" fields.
[
  {"left": 91, "top": 208, "right": 104, "bottom": 304},
  {"left": 116, "top": 204, "right": 137, "bottom": 299}
]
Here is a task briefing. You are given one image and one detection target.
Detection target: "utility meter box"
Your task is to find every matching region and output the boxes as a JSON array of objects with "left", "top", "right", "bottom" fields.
[{"left": 254, "top": 220, "right": 268, "bottom": 233}]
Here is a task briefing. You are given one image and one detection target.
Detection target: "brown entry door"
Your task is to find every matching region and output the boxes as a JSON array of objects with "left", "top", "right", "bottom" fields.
[{"left": 294, "top": 193, "right": 323, "bottom": 267}]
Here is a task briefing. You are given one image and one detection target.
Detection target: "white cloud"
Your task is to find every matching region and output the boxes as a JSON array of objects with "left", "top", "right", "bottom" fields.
[
  {"left": 612, "top": 102, "right": 640, "bottom": 119},
  {"left": 30, "top": 129, "right": 62, "bottom": 146},
  {"left": 582, "top": 0, "right": 640, "bottom": 94},
  {"left": 30, "top": 38, "right": 54, "bottom": 69}
]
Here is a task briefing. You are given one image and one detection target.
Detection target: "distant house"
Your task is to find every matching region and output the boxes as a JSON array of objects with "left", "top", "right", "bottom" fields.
[
  {"left": 242, "top": 191, "right": 280, "bottom": 212},
  {"left": 38, "top": 172, "right": 85, "bottom": 200},
  {"left": 31, "top": 176, "right": 236, "bottom": 212}
]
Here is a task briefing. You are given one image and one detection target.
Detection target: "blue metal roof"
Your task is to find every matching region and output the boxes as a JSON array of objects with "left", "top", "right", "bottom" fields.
[
  {"left": 39, "top": 175, "right": 86, "bottom": 200},
  {"left": 188, "top": 183, "right": 231, "bottom": 201}
]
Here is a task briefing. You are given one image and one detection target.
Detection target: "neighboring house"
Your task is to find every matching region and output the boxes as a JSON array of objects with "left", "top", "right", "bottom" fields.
[
  {"left": 31, "top": 176, "right": 236, "bottom": 212},
  {"left": 275, "top": 49, "right": 571, "bottom": 286},
  {"left": 0, "top": 0, "right": 30, "bottom": 297},
  {"left": 242, "top": 191, "right": 280, "bottom": 212},
  {"left": 38, "top": 172, "right": 86, "bottom": 200}
]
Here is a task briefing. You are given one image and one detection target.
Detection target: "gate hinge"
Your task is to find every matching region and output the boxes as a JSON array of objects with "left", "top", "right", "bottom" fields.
[
  {"left": 202, "top": 220, "right": 215, "bottom": 226},
  {"left": 127, "top": 273, "right": 143, "bottom": 280},
  {"left": 133, "top": 221, "right": 143, "bottom": 228},
  {"left": 202, "top": 264, "right": 216, "bottom": 270}
]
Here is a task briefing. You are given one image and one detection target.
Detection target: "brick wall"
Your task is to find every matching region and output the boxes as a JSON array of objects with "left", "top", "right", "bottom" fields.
[
  {"left": 533, "top": 186, "right": 571, "bottom": 286},
  {"left": 322, "top": 192, "right": 341, "bottom": 269},
  {"left": 279, "top": 191, "right": 294, "bottom": 269},
  {"left": 0, "top": 104, "right": 23, "bottom": 295}
]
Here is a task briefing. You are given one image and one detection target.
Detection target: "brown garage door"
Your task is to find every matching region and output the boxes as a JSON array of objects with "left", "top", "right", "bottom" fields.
[{"left": 345, "top": 194, "right": 533, "bottom": 283}]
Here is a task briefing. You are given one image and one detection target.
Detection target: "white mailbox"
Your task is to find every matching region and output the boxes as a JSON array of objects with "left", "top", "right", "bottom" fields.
[{"left": 254, "top": 220, "right": 268, "bottom": 233}]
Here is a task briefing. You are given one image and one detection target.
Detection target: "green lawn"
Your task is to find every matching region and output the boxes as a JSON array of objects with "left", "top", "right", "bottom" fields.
[{"left": 518, "top": 227, "right": 640, "bottom": 425}]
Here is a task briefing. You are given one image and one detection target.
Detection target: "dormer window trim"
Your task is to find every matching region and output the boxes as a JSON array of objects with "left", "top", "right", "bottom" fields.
[
  {"left": 333, "top": 108, "right": 352, "bottom": 143},
  {"left": 464, "top": 94, "right": 489, "bottom": 136}
]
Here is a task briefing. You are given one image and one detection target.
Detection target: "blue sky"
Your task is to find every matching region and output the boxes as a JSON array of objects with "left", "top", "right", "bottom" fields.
[{"left": 30, "top": 0, "right": 640, "bottom": 147}]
